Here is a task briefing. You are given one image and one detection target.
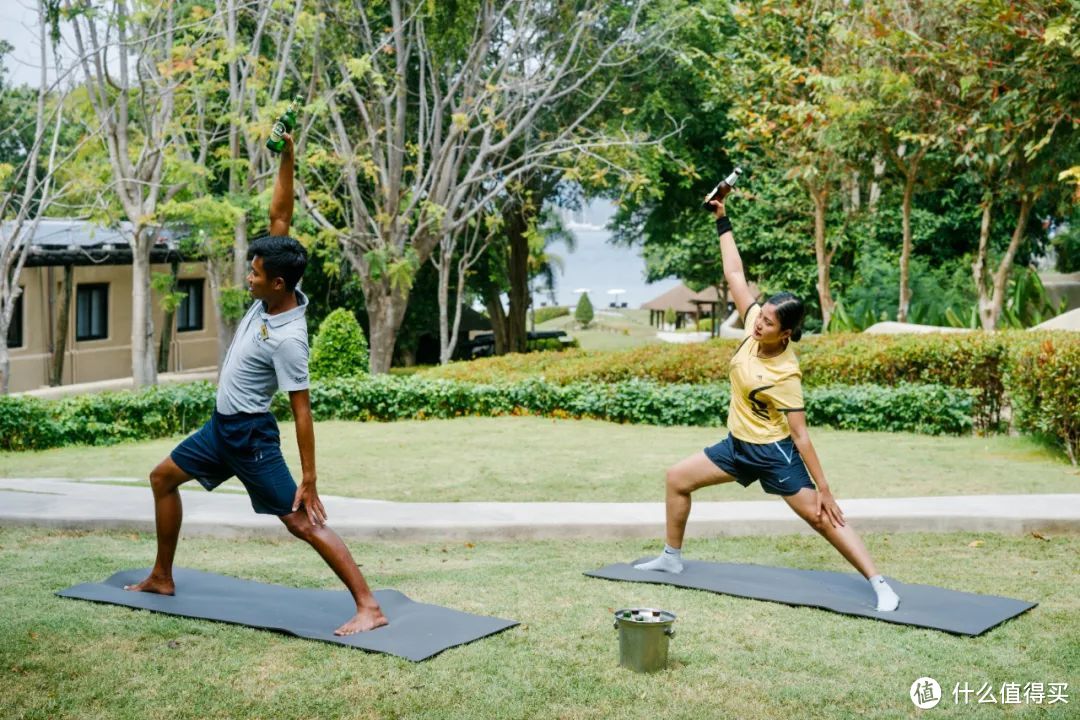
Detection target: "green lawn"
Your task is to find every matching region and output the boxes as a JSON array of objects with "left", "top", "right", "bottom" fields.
[
  {"left": 538, "top": 308, "right": 662, "bottom": 351},
  {"left": 1, "top": 417, "right": 1076, "bottom": 502},
  {"left": 0, "top": 527, "right": 1075, "bottom": 719}
]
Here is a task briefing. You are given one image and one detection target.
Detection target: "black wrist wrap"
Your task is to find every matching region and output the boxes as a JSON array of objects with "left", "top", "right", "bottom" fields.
[{"left": 715, "top": 216, "right": 733, "bottom": 236}]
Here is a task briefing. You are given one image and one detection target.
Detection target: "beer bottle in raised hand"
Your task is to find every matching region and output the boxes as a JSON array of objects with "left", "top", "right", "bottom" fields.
[
  {"left": 702, "top": 167, "right": 743, "bottom": 210},
  {"left": 266, "top": 97, "right": 302, "bottom": 154}
]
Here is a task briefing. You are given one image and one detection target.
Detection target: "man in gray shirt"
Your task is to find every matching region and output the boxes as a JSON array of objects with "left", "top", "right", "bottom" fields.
[{"left": 124, "top": 133, "right": 387, "bottom": 635}]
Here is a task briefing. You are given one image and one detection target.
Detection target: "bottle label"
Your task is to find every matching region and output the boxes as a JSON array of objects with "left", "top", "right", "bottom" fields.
[{"left": 270, "top": 121, "right": 286, "bottom": 141}]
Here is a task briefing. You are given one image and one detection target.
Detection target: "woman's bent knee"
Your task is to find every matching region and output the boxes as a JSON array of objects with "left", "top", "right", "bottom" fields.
[{"left": 665, "top": 467, "right": 696, "bottom": 495}]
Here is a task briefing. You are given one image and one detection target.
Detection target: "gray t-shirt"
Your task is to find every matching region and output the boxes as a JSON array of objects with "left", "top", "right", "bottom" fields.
[{"left": 216, "top": 290, "right": 310, "bottom": 415}]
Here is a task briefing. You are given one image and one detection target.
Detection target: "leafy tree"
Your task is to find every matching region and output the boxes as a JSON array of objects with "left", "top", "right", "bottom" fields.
[
  {"left": 943, "top": 0, "right": 1079, "bottom": 328},
  {"left": 300, "top": 0, "right": 660, "bottom": 372},
  {"left": 843, "top": 0, "right": 956, "bottom": 322},
  {"left": 66, "top": 0, "right": 203, "bottom": 386},
  {"left": 575, "top": 292, "right": 595, "bottom": 328},
  {"left": 722, "top": 0, "right": 867, "bottom": 329},
  {"left": 0, "top": 6, "right": 74, "bottom": 393}
]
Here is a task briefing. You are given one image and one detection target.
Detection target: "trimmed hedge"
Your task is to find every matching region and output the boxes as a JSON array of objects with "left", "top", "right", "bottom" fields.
[
  {"left": 533, "top": 306, "right": 570, "bottom": 324},
  {"left": 0, "top": 377, "right": 974, "bottom": 452},
  {"left": 526, "top": 337, "right": 581, "bottom": 353},
  {"left": 1006, "top": 333, "right": 1080, "bottom": 464},
  {"left": 0, "top": 383, "right": 217, "bottom": 451},
  {"left": 421, "top": 330, "right": 1080, "bottom": 435},
  {"left": 310, "top": 308, "right": 369, "bottom": 379}
]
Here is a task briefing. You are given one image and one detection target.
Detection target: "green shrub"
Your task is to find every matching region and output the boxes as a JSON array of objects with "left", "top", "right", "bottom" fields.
[
  {"left": 575, "top": 293, "right": 594, "bottom": 328},
  {"left": 0, "top": 377, "right": 975, "bottom": 452},
  {"left": 0, "top": 396, "right": 64, "bottom": 450},
  {"left": 421, "top": 329, "right": 1080, "bottom": 434},
  {"left": 534, "top": 306, "right": 570, "bottom": 324},
  {"left": 526, "top": 337, "right": 580, "bottom": 353},
  {"left": 1006, "top": 333, "right": 1080, "bottom": 464},
  {"left": 796, "top": 332, "right": 1011, "bottom": 432},
  {"left": 310, "top": 308, "right": 369, "bottom": 380},
  {"left": 299, "top": 378, "right": 970, "bottom": 434},
  {"left": 804, "top": 383, "right": 973, "bottom": 435},
  {"left": 52, "top": 383, "right": 218, "bottom": 447},
  {"left": 0, "top": 383, "right": 217, "bottom": 451}
]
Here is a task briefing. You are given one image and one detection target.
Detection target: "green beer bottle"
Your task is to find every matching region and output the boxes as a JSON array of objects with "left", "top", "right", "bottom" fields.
[{"left": 266, "top": 97, "right": 302, "bottom": 154}]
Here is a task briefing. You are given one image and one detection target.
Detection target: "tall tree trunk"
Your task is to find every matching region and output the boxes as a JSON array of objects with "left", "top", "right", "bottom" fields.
[
  {"left": 987, "top": 197, "right": 1034, "bottom": 329},
  {"left": 0, "top": 342, "right": 9, "bottom": 395},
  {"left": 436, "top": 242, "right": 453, "bottom": 365},
  {"left": 233, "top": 215, "right": 248, "bottom": 286},
  {"left": 50, "top": 264, "right": 73, "bottom": 386},
  {"left": 361, "top": 279, "right": 410, "bottom": 374},
  {"left": 868, "top": 154, "right": 885, "bottom": 210},
  {"left": 131, "top": 230, "right": 157, "bottom": 387},
  {"left": 811, "top": 188, "right": 835, "bottom": 330},
  {"left": 897, "top": 174, "right": 916, "bottom": 323},
  {"left": 483, "top": 284, "right": 509, "bottom": 355},
  {"left": 972, "top": 199, "right": 995, "bottom": 330},
  {"left": 157, "top": 259, "right": 179, "bottom": 373},
  {"left": 207, "top": 259, "right": 233, "bottom": 372},
  {"left": 506, "top": 209, "right": 530, "bottom": 353}
]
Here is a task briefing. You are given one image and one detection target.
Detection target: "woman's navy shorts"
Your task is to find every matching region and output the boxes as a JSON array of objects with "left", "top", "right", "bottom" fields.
[
  {"left": 171, "top": 411, "right": 297, "bottom": 516},
  {"left": 703, "top": 434, "right": 815, "bottom": 496}
]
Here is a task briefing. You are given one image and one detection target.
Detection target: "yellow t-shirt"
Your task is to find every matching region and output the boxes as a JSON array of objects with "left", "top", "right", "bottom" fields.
[{"left": 726, "top": 304, "right": 805, "bottom": 443}]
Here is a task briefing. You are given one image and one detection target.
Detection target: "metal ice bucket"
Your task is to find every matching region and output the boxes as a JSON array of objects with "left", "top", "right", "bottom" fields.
[{"left": 613, "top": 608, "right": 676, "bottom": 673}]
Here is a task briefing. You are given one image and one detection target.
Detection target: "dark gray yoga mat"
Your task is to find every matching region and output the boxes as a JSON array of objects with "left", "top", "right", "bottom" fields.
[
  {"left": 586, "top": 560, "right": 1036, "bottom": 636},
  {"left": 57, "top": 568, "right": 518, "bottom": 661}
]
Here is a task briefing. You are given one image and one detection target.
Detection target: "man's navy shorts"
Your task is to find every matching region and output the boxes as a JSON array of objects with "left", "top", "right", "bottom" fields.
[
  {"left": 171, "top": 411, "right": 297, "bottom": 516},
  {"left": 703, "top": 434, "right": 815, "bottom": 496}
]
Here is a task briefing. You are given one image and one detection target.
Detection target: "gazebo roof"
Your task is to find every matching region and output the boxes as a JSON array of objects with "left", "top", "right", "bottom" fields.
[{"left": 641, "top": 282, "right": 758, "bottom": 313}]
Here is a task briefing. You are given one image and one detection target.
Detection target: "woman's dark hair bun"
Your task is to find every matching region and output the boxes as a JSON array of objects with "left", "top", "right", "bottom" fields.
[{"left": 766, "top": 292, "right": 805, "bottom": 342}]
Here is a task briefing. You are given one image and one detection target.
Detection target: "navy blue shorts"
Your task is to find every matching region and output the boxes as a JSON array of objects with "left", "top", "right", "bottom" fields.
[
  {"left": 704, "top": 434, "right": 815, "bottom": 496},
  {"left": 171, "top": 411, "right": 297, "bottom": 516}
]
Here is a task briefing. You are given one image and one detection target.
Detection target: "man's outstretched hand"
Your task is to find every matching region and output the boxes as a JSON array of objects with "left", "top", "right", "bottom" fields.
[{"left": 292, "top": 479, "right": 327, "bottom": 526}]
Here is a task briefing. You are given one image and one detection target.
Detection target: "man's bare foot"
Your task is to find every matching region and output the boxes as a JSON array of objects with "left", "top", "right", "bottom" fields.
[
  {"left": 124, "top": 574, "right": 175, "bottom": 595},
  {"left": 334, "top": 606, "right": 388, "bottom": 636}
]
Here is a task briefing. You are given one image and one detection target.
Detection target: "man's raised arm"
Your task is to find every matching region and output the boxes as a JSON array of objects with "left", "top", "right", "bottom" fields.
[{"left": 268, "top": 134, "right": 295, "bottom": 237}]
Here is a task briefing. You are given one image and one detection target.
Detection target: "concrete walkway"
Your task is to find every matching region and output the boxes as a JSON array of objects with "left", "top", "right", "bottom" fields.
[{"left": 2, "top": 478, "right": 1078, "bottom": 541}]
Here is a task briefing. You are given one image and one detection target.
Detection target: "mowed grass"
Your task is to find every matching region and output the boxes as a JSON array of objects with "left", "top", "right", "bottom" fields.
[
  {"left": 1, "top": 417, "right": 1076, "bottom": 502},
  {"left": 538, "top": 308, "right": 662, "bottom": 351},
  {"left": 0, "top": 527, "right": 1076, "bottom": 720}
]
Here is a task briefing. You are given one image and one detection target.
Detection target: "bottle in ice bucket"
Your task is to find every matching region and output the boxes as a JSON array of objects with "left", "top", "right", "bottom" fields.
[
  {"left": 266, "top": 97, "right": 302, "bottom": 154},
  {"left": 702, "top": 167, "right": 743, "bottom": 209}
]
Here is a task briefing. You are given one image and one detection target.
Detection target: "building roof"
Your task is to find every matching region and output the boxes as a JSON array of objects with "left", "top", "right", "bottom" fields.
[{"left": 4, "top": 218, "right": 193, "bottom": 267}]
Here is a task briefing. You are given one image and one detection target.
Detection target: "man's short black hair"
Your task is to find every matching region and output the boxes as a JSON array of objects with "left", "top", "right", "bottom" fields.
[{"left": 248, "top": 235, "right": 307, "bottom": 291}]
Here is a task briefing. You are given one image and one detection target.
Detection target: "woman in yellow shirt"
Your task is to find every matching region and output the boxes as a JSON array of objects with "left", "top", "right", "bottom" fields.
[{"left": 635, "top": 197, "right": 900, "bottom": 613}]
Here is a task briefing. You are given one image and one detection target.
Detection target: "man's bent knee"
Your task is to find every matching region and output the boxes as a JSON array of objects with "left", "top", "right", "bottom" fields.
[
  {"left": 149, "top": 457, "right": 189, "bottom": 495},
  {"left": 280, "top": 510, "right": 314, "bottom": 541}
]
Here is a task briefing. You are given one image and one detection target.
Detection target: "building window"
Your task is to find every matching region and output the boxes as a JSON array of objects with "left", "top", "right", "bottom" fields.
[
  {"left": 176, "top": 279, "right": 204, "bottom": 332},
  {"left": 76, "top": 283, "right": 108, "bottom": 341},
  {"left": 6, "top": 293, "right": 22, "bottom": 348}
]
